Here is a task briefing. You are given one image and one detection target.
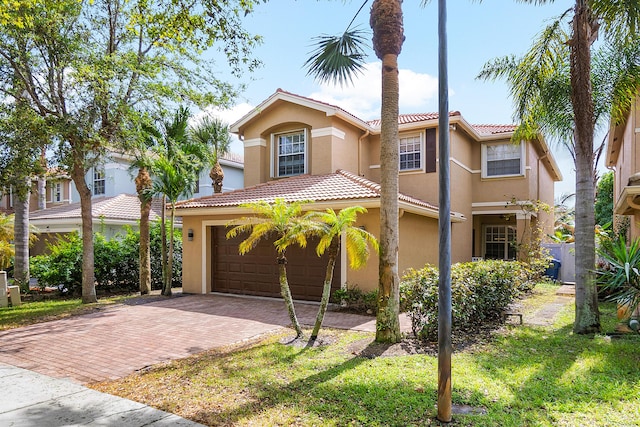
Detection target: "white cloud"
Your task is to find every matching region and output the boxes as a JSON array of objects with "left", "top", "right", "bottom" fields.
[{"left": 309, "top": 62, "right": 439, "bottom": 120}]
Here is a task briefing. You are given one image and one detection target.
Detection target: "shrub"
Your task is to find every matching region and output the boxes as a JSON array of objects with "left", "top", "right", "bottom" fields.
[
  {"left": 332, "top": 285, "right": 378, "bottom": 314},
  {"left": 30, "top": 221, "right": 182, "bottom": 295},
  {"left": 400, "top": 260, "right": 534, "bottom": 341}
]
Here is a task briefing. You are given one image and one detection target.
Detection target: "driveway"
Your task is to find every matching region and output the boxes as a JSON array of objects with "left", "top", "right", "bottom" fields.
[{"left": 0, "top": 293, "right": 407, "bottom": 384}]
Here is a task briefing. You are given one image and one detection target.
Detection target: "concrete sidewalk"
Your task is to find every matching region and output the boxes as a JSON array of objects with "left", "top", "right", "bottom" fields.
[{"left": 0, "top": 363, "right": 204, "bottom": 426}]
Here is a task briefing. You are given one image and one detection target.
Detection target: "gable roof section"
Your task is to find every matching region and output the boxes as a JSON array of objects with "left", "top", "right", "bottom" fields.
[
  {"left": 231, "top": 89, "right": 371, "bottom": 135},
  {"left": 30, "top": 194, "right": 164, "bottom": 223},
  {"left": 175, "top": 169, "right": 465, "bottom": 222}
]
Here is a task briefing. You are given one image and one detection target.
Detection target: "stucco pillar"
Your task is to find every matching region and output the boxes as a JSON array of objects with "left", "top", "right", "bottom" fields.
[{"left": 0, "top": 271, "right": 8, "bottom": 307}]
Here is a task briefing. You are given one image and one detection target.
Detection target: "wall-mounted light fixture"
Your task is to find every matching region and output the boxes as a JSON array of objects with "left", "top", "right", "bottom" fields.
[{"left": 188, "top": 229, "right": 194, "bottom": 241}]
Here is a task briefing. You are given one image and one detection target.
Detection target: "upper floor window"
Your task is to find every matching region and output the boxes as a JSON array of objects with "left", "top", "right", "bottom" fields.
[
  {"left": 399, "top": 134, "right": 422, "bottom": 171},
  {"left": 52, "top": 182, "right": 62, "bottom": 202},
  {"left": 93, "top": 168, "right": 105, "bottom": 195},
  {"left": 482, "top": 142, "right": 525, "bottom": 178},
  {"left": 275, "top": 130, "right": 306, "bottom": 177}
]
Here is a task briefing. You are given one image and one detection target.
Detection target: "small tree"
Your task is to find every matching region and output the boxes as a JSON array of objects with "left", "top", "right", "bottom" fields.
[
  {"left": 305, "top": 206, "right": 378, "bottom": 340},
  {"left": 226, "top": 199, "right": 312, "bottom": 338},
  {"left": 595, "top": 171, "right": 613, "bottom": 229},
  {"left": 191, "top": 116, "right": 232, "bottom": 194},
  {"left": 0, "top": 213, "right": 14, "bottom": 271}
]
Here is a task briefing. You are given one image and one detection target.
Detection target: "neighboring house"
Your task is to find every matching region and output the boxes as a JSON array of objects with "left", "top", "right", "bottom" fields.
[
  {"left": 4, "top": 151, "right": 243, "bottom": 254},
  {"left": 175, "top": 89, "right": 562, "bottom": 301},
  {"left": 29, "top": 194, "right": 165, "bottom": 254},
  {"left": 607, "top": 95, "right": 640, "bottom": 239}
]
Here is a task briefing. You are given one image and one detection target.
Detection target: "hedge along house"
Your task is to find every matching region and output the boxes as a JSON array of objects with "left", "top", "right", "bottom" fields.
[{"left": 175, "top": 89, "right": 562, "bottom": 300}]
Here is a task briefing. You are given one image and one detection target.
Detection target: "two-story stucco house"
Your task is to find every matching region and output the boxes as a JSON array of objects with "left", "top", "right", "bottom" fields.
[
  {"left": 607, "top": 95, "right": 640, "bottom": 238},
  {"left": 175, "top": 89, "right": 562, "bottom": 301}
]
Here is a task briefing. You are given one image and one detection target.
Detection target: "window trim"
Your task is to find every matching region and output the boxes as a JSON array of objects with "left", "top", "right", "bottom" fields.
[
  {"left": 481, "top": 141, "right": 525, "bottom": 179},
  {"left": 399, "top": 131, "right": 425, "bottom": 173},
  {"left": 271, "top": 128, "right": 308, "bottom": 178},
  {"left": 50, "top": 182, "right": 63, "bottom": 203},
  {"left": 92, "top": 167, "right": 106, "bottom": 196}
]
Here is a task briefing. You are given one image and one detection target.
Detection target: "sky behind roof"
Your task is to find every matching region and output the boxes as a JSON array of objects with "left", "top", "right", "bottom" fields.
[{"left": 204, "top": 0, "right": 588, "bottom": 201}]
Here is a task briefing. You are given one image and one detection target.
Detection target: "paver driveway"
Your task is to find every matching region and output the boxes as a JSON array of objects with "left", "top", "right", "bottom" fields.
[{"left": 0, "top": 293, "right": 401, "bottom": 384}]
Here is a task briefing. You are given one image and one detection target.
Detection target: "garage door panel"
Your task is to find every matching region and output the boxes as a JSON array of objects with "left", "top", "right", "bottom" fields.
[{"left": 212, "top": 226, "right": 340, "bottom": 301}]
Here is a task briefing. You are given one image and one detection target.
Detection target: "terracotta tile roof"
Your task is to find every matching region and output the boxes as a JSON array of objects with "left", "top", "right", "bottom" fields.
[
  {"left": 472, "top": 124, "right": 517, "bottom": 135},
  {"left": 220, "top": 151, "right": 244, "bottom": 164},
  {"left": 30, "top": 194, "right": 164, "bottom": 222},
  {"left": 175, "top": 170, "right": 443, "bottom": 215},
  {"left": 367, "top": 111, "right": 462, "bottom": 128}
]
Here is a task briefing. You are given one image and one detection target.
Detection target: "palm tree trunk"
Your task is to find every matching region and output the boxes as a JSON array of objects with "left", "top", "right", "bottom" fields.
[
  {"left": 71, "top": 160, "right": 97, "bottom": 304},
  {"left": 210, "top": 161, "right": 224, "bottom": 194},
  {"left": 136, "top": 167, "right": 152, "bottom": 295},
  {"left": 570, "top": 0, "right": 600, "bottom": 334},
  {"left": 311, "top": 238, "right": 340, "bottom": 340},
  {"left": 163, "top": 203, "right": 175, "bottom": 297},
  {"left": 13, "top": 184, "right": 30, "bottom": 290},
  {"left": 278, "top": 253, "right": 303, "bottom": 338},
  {"left": 376, "top": 51, "right": 402, "bottom": 343},
  {"left": 160, "top": 195, "right": 168, "bottom": 294}
]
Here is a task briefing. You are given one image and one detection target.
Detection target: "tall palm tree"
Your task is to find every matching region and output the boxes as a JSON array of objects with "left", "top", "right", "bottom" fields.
[
  {"left": 226, "top": 199, "right": 311, "bottom": 338},
  {"left": 191, "top": 116, "right": 232, "bottom": 194},
  {"left": 305, "top": 206, "right": 378, "bottom": 340},
  {"left": 152, "top": 107, "right": 208, "bottom": 296},
  {"left": 478, "top": 1, "right": 640, "bottom": 334},
  {"left": 305, "top": 0, "right": 405, "bottom": 343}
]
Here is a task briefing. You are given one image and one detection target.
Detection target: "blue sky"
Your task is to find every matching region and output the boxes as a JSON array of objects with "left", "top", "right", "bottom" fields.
[{"left": 202, "top": 0, "right": 581, "bottom": 200}]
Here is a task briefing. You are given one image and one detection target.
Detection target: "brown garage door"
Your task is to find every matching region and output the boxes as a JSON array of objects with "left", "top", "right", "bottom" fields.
[{"left": 211, "top": 226, "right": 341, "bottom": 301}]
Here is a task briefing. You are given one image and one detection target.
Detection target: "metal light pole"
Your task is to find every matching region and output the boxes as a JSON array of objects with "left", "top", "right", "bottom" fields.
[{"left": 437, "top": 0, "right": 452, "bottom": 423}]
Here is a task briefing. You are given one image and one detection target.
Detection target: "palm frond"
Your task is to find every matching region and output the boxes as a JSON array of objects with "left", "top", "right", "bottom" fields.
[{"left": 304, "top": 29, "right": 369, "bottom": 87}]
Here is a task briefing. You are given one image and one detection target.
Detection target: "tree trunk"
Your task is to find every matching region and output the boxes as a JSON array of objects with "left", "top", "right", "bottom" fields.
[
  {"left": 278, "top": 253, "right": 303, "bottom": 338},
  {"left": 375, "top": 51, "right": 402, "bottom": 343},
  {"left": 163, "top": 203, "right": 175, "bottom": 296},
  {"left": 71, "top": 160, "right": 97, "bottom": 304},
  {"left": 570, "top": 0, "right": 600, "bottom": 334},
  {"left": 311, "top": 238, "right": 340, "bottom": 340},
  {"left": 209, "top": 161, "right": 224, "bottom": 194},
  {"left": 37, "top": 175, "right": 46, "bottom": 210},
  {"left": 160, "top": 195, "right": 168, "bottom": 294},
  {"left": 13, "top": 184, "right": 30, "bottom": 290},
  {"left": 136, "top": 167, "right": 152, "bottom": 295}
]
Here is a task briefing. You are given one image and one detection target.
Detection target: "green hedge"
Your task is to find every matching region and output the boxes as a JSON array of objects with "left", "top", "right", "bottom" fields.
[
  {"left": 400, "top": 260, "right": 538, "bottom": 341},
  {"left": 30, "top": 221, "right": 182, "bottom": 296}
]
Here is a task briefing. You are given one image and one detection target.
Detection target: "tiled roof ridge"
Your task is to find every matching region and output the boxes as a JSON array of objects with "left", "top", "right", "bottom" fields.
[
  {"left": 335, "top": 169, "right": 382, "bottom": 194},
  {"left": 220, "top": 151, "right": 244, "bottom": 163}
]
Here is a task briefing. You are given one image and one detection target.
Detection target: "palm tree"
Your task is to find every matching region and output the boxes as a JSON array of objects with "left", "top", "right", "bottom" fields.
[
  {"left": 0, "top": 213, "right": 15, "bottom": 271},
  {"left": 191, "top": 116, "right": 232, "bottom": 194},
  {"left": 226, "top": 199, "right": 312, "bottom": 338},
  {"left": 305, "top": 206, "right": 378, "bottom": 341},
  {"left": 152, "top": 107, "right": 208, "bottom": 296},
  {"left": 305, "top": 0, "right": 405, "bottom": 343},
  {"left": 478, "top": 1, "right": 640, "bottom": 334}
]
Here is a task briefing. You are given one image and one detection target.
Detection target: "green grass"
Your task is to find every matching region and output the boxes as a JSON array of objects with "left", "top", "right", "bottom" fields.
[
  {"left": 91, "top": 284, "right": 640, "bottom": 427},
  {"left": 0, "top": 294, "right": 136, "bottom": 330}
]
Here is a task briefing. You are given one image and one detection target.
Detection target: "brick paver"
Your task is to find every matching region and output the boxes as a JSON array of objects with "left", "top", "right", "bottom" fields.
[{"left": 0, "top": 294, "right": 410, "bottom": 384}]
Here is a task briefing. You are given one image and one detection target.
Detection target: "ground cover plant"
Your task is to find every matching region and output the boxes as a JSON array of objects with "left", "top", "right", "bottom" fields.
[{"left": 91, "top": 283, "right": 640, "bottom": 426}]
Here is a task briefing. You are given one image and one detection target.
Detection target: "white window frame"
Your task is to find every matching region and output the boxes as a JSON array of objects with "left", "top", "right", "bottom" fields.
[
  {"left": 399, "top": 132, "right": 424, "bottom": 172},
  {"left": 271, "top": 129, "right": 307, "bottom": 178},
  {"left": 483, "top": 224, "right": 517, "bottom": 260},
  {"left": 52, "top": 182, "right": 62, "bottom": 202},
  {"left": 481, "top": 141, "right": 525, "bottom": 178},
  {"left": 93, "top": 167, "right": 106, "bottom": 195}
]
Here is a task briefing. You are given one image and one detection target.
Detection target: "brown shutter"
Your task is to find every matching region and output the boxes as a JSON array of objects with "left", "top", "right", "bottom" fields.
[{"left": 425, "top": 128, "right": 436, "bottom": 173}]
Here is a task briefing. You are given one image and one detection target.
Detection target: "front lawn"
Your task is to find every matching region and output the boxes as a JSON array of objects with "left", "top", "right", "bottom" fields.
[{"left": 91, "top": 284, "right": 640, "bottom": 426}]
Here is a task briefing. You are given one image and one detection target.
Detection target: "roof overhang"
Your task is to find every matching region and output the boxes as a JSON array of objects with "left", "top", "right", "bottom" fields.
[
  {"left": 614, "top": 185, "right": 640, "bottom": 215},
  {"left": 176, "top": 199, "right": 465, "bottom": 223}
]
